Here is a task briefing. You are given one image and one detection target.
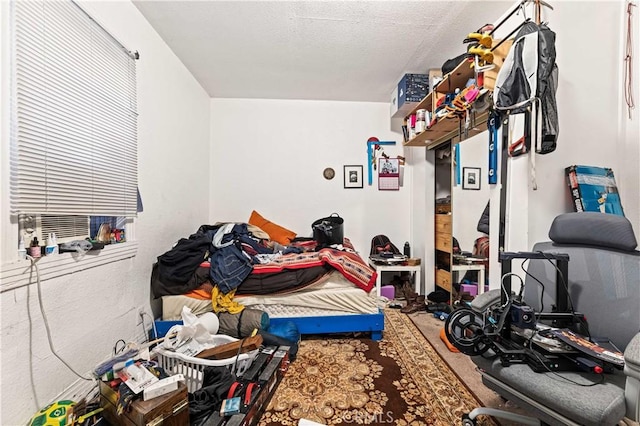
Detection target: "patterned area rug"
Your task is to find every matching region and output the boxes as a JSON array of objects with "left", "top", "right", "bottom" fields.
[{"left": 259, "top": 309, "right": 497, "bottom": 425}]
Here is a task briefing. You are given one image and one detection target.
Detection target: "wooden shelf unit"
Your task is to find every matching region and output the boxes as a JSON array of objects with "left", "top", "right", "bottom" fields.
[
  {"left": 434, "top": 212, "right": 453, "bottom": 293},
  {"left": 403, "top": 57, "right": 488, "bottom": 149},
  {"left": 432, "top": 141, "right": 454, "bottom": 300}
]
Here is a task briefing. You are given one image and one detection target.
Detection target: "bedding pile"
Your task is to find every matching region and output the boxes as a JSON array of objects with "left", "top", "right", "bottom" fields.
[{"left": 150, "top": 220, "right": 378, "bottom": 321}]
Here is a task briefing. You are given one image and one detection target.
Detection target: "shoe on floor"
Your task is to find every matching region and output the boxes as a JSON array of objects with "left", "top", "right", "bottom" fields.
[
  {"left": 401, "top": 295, "right": 426, "bottom": 314},
  {"left": 426, "top": 302, "right": 450, "bottom": 313}
]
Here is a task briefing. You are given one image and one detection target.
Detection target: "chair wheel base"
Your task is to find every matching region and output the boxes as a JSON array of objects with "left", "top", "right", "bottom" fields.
[{"left": 462, "top": 413, "right": 476, "bottom": 426}]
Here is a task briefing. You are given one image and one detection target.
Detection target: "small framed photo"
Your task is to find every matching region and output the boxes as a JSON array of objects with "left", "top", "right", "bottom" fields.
[
  {"left": 343, "top": 165, "right": 363, "bottom": 189},
  {"left": 463, "top": 167, "right": 481, "bottom": 190}
]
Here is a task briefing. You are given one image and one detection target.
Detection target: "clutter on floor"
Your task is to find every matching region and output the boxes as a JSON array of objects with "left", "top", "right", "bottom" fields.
[{"left": 31, "top": 307, "right": 298, "bottom": 426}]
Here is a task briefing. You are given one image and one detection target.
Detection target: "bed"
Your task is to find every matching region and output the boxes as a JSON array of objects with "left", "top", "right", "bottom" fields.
[{"left": 152, "top": 224, "right": 385, "bottom": 340}]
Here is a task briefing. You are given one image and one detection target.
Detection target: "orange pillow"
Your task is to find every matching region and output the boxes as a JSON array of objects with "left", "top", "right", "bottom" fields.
[{"left": 248, "top": 210, "right": 296, "bottom": 245}]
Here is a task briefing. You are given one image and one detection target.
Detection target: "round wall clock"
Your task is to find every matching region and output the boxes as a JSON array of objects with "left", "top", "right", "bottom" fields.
[{"left": 323, "top": 167, "right": 335, "bottom": 180}]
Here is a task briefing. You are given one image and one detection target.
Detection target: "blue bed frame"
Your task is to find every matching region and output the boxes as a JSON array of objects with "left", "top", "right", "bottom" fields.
[
  {"left": 154, "top": 309, "right": 385, "bottom": 341},
  {"left": 269, "top": 309, "right": 385, "bottom": 341}
]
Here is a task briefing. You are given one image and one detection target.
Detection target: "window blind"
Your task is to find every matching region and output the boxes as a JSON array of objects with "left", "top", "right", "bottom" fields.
[
  {"left": 40, "top": 215, "right": 90, "bottom": 242},
  {"left": 10, "top": 0, "right": 138, "bottom": 217}
]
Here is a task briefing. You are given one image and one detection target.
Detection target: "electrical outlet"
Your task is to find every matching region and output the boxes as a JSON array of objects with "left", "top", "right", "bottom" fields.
[{"left": 137, "top": 307, "right": 145, "bottom": 325}]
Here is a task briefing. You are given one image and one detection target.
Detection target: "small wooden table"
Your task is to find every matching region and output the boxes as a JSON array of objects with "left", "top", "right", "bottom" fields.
[{"left": 368, "top": 258, "right": 421, "bottom": 297}]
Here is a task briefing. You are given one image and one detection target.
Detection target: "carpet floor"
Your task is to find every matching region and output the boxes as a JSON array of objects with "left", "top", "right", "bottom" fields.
[
  {"left": 258, "top": 309, "right": 497, "bottom": 425},
  {"left": 405, "top": 310, "right": 531, "bottom": 425}
]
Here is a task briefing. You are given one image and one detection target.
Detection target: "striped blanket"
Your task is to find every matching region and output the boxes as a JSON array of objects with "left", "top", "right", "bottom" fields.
[{"left": 252, "top": 248, "right": 376, "bottom": 293}]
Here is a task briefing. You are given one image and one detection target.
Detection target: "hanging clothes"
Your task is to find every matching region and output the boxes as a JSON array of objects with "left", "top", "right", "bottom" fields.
[
  {"left": 536, "top": 22, "right": 559, "bottom": 154},
  {"left": 493, "top": 20, "right": 559, "bottom": 154}
]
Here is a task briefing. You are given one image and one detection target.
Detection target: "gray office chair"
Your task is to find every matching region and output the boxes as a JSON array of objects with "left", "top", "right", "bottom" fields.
[{"left": 461, "top": 212, "right": 640, "bottom": 425}]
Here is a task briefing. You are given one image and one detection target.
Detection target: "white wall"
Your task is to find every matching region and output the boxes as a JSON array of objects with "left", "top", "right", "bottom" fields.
[
  {"left": 209, "top": 99, "right": 408, "bottom": 259},
  {"left": 0, "top": 1, "right": 211, "bottom": 424},
  {"left": 510, "top": 1, "right": 640, "bottom": 250},
  {"left": 408, "top": 147, "right": 431, "bottom": 294}
]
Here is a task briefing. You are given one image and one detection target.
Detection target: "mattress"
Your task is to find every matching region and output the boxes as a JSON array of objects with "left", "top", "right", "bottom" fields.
[
  {"left": 162, "top": 270, "right": 378, "bottom": 320},
  {"left": 241, "top": 303, "right": 373, "bottom": 318},
  {"left": 235, "top": 270, "right": 378, "bottom": 316}
]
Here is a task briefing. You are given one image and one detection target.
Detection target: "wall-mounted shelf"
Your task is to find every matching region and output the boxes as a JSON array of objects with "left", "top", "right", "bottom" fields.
[
  {"left": 403, "top": 56, "right": 488, "bottom": 149},
  {"left": 405, "top": 111, "right": 490, "bottom": 149}
]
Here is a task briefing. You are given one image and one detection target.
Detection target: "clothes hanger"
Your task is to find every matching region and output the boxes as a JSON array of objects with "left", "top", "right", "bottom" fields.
[
  {"left": 489, "top": 0, "right": 553, "bottom": 36},
  {"left": 524, "top": 0, "right": 553, "bottom": 10},
  {"left": 488, "top": 1, "right": 527, "bottom": 36},
  {"left": 490, "top": 0, "right": 553, "bottom": 51},
  {"left": 526, "top": 0, "right": 554, "bottom": 24},
  {"left": 491, "top": 18, "right": 532, "bottom": 52}
]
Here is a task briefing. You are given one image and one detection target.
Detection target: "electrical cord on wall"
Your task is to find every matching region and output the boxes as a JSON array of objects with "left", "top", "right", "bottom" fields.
[
  {"left": 141, "top": 311, "right": 158, "bottom": 341},
  {"left": 27, "top": 255, "right": 94, "bottom": 382},
  {"left": 624, "top": 1, "right": 636, "bottom": 119},
  {"left": 139, "top": 312, "right": 147, "bottom": 343},
  {"left": 27, "top": 262, "right": 41, "bottom": 409}
]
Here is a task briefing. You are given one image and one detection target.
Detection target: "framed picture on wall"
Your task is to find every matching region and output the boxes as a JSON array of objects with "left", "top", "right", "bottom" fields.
[
  {"left": 344, "top": 165, "right": 363, "bottom": 188},
  {"left": 463, "top": 167, "right": 481, "bottom": 190}
]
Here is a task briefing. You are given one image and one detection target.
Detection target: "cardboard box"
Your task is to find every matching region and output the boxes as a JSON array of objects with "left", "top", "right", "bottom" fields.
[
  {"left": 391, "top": 73, "right": 429, "bottom": 118},
  {"left": 428, "top": 68, "right": 443, "bottom": 92},
  {"left": 100, "top": 380, "right": 189, "bottom": 426},
  {"left": 565, "top": 165, "right": 625, "bottom": 216},
  {"left": 406, "top": 258, "right": 421, "bottom": 266}
]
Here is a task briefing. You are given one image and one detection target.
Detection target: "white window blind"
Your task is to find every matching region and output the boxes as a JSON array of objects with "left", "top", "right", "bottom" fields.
[
  {"left": 40, "top": 215, "right": 90, "bottom": 242},
  {"left": 10, "top": 0, "right": 138, "bottom": 217}
]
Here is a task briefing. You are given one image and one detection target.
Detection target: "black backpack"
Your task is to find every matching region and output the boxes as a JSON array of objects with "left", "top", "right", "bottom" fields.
[
  {"left": 441, "top": 53, "right": 467, "bottom": 76},
  {"left": 370, "top": 235, "right": 400, "bottom": 256}
]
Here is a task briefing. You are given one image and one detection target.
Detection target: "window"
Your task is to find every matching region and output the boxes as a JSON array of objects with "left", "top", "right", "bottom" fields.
[
  {"left": 19, "top": 214, "right": 90, "bottom": 244},
  {"left": 10, "top": 1, "right": 138, "bottom": 245},
  {"left": 2, "top": 0, "right": 139, "bottom": 286}
]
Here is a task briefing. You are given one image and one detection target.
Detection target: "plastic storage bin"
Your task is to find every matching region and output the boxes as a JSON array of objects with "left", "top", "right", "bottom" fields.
[{"left": 153, "top": 334, "right": 258, "bottom": 393}]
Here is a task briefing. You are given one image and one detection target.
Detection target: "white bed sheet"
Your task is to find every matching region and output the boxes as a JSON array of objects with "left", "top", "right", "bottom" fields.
[
  {"left": 162, "top": 270, "right": 378, "bottom": 320},
  {"left": 235, "top": 270, "right": 378, "bottom": 315}
]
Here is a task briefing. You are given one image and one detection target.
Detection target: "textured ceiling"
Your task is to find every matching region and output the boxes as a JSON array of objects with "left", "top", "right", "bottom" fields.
[{"left": 133, "top": 1, "right": 511, "bottom": 102}]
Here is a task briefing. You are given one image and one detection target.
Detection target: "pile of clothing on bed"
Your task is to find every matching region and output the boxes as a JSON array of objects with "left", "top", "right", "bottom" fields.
[{"left": 151, "top": 222, "right": 377, "bottom": 322}]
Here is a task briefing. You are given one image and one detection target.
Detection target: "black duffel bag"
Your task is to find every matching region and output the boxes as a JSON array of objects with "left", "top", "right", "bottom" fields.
[
  {"left": 312, "top": 213, "right": 344, "bottom": 247},
  {"left": 441, "top": 52, "right": 467, "bottom": 75}
]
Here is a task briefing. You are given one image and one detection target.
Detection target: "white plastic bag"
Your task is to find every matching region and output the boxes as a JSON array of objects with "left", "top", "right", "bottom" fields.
[{"left": 162, "top": 306, "right": 216, "bottom": 355}]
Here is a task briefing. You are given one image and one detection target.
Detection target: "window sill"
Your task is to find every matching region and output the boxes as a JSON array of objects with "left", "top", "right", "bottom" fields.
[{"left": 0, "top": 242, "right": 138, "bottom": 292}]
